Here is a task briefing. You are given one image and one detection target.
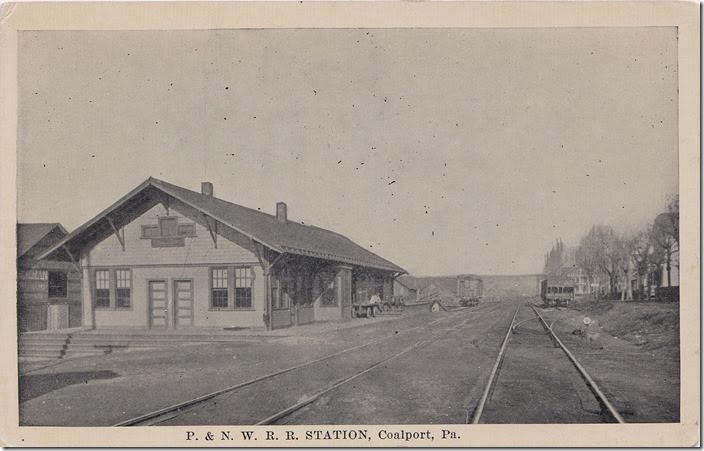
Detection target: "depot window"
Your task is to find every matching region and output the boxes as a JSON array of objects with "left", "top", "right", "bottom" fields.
[
  {"left": 210, "top": 266, "right": 255, "bottom": 310},
  {"left": 211, "top": 268, "right": 229, "bottom": 309},
  {"left": 115, "top": 269, "right": 132, "bottom": 308},
  {"left": 234, "top": 267, "right": 253, "bottom": 309},
  {"left": 48, "top": 271, "right": 67, "bottom": 298},
  {"left": 94, "top": 270, "right": 111, "bottom": 308}
]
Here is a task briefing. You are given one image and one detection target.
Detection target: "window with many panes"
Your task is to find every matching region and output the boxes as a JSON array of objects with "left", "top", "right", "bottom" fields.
[
  {"left": 211, "top": 268, "right": 229, "bottom": 309},
  {"left": 234, "top": 267, "right": 253, "bottom": 309},
  {"left": 48, "top": 271, "right": 67, "bottom": 298},
  {"left": 95, "top": 270, "right": 111, "bottom": 308},
  {"left": 115, "top": 269, "right": 131, "bottom": 308}
]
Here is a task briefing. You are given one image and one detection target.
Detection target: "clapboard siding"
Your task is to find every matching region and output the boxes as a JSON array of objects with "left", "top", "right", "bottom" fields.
[
  {"left": 18, "top": 305, "right": 47, "bottom": 332},
  {"left": 18, "top": 279, "right": 48, "bottom": 293},
  {"left": 88, "top": 204, "right": 257, "bottom": 267},
  {"left": 93, "top": 265, "right": 265, "bottom": 329},
  {"left": 18, "top": 291, "right": 50, "bottom": 304}
]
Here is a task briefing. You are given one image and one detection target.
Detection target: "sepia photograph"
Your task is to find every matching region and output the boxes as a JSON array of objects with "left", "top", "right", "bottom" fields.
[{"left": 0, "top": 1, "right": 699, "bottom": 447}]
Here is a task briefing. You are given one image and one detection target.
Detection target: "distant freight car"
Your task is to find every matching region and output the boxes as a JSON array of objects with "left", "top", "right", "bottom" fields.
[
  {"left": 457, "top": 274, "right": 483, "bottom": 307},
  {"left": 540, "top": 279, "right": 575, "bottom": 307}
]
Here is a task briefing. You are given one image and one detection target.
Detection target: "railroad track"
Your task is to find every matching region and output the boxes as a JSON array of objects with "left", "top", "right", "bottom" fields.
[
  {"left": 254, "top": 308, "right": 500, "bottom": 426},
  {"left": 468, "top": 302, "right": 626, "bottom": 424},
  {"left": 114, "top": 304, "right": 498, "bottom": 426}
]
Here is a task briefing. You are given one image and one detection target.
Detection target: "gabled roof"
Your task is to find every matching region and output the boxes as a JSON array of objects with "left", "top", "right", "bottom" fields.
[
  {"left": 39, "top": 177, "right": 406, "bottom": 273},
  {"left": 17, "top": 223, "right": 68, "bottom": 258}
]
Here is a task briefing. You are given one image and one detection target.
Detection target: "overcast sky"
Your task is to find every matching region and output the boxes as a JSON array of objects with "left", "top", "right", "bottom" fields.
[{"left": 17, "top": 28, "right": 678, "bottom": 276}]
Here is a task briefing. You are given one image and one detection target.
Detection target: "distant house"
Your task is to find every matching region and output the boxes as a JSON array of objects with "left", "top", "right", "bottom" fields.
[
  {"left": 558, "top": 247, "right": 598, "bottom": 297},
  {"left": 17, "top": 223, "right": 82, "bottom": 332},
  {"left": 38, "top": 178, "right": 406, "bottom": 331}
]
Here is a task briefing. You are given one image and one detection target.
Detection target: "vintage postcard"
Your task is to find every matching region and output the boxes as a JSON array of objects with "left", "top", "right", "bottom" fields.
[{"left": 0, "top": 1, "right": 699, "bottom": 447}]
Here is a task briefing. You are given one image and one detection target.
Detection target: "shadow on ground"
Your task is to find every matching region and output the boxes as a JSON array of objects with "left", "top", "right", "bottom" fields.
[{"left": 19, "top": 370, "right": 120, "bottom": 403}]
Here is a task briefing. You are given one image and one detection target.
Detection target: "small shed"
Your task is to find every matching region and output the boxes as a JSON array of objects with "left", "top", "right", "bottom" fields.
[{"left": 17, "top": 223, "right": 82, "bottom": 332}]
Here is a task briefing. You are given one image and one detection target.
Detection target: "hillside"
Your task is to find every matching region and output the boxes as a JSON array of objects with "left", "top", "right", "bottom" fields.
[{"left": 400, "top": 273, "right": 544, "bottom": 301}]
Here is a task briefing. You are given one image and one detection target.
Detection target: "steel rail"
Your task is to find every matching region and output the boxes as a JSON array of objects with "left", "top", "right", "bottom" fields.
[
  {"left": 528, "top": 304, "right": 625, "bottom": 423},
  {"left": 511, "top": 316, "right": 539, "bottom": 331},
  {"left": 256, "top": 309, "right": 481, "bottom": 425},
  {"left": 114, "top": 308, "right": 472, "bottom": 426},
  {"left": 468, "top": 303, "right": 522, "bottom": 424},
  {"left": 255, "top": 339, "right": 430, "bottom": 425}
]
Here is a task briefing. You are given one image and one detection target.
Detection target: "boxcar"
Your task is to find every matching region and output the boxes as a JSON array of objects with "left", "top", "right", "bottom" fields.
[
  {"left": 457, "top": 274, "right": 483, "bottom": 307},
  {"left": 540, "top": 279, "right": 575, "bottom": 307}
]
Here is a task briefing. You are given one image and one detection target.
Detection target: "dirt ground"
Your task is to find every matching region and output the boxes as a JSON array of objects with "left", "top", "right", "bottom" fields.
[
  {"left": 538, "top": 298, "right": 680, "bottom": 422},
  {"left": 17, "top": 298, "right": 680, "bottom": 426},
  {"left": 19, "top": 306, "right": 495, "bottom": 426}
]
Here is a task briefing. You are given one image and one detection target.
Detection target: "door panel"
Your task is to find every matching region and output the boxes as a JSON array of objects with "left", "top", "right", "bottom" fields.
[
  {"left": 173, "top": 280, "right": 193, "bottom": 328},
  {"left": 149, "top": 280, "right": 168, "bottom": 329}
]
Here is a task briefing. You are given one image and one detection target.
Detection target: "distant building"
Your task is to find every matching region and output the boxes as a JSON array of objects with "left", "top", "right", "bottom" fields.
[
  {"left": 561, "top": 248, "right": 591, "bottom": 297},
  {"left": 17, "top": 223, "right": 82, "bottom": 332}
]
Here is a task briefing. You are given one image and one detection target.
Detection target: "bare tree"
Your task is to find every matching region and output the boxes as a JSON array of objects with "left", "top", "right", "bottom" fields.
[
  {"left": 668, "top": 194, "right": 679, "bottom": 247},
  {"left": 577, "top": 225, "right": 621, "bottom": 297},
  {"left": 576, "top": 231, "right": 599, "bottom": 296},
  {"left": 630, "top": 229, "right": 653, "bottom": 300},
  {"left": 652, "top": 203, "right": 678, "bottom": 287},
  {"left": 543, "top": 239, "right": 565, "bottom": 277},
  {"left": 616, "top": 234, "right": 635, "bottom": 301}
]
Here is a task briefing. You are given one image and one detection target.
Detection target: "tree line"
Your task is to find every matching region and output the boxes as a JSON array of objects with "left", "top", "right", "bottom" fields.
[{"left": 543, "top": 195, "right": 679, "bottom": 301}]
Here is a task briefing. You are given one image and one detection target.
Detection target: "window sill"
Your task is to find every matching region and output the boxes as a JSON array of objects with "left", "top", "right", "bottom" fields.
[{"left": 95, "top": 307, "right": 133, "bottom": 311}]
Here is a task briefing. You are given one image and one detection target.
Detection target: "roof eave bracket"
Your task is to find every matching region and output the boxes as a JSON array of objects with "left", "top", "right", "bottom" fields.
[
  {"left": 202, "top": 213, "right": 218, "bottom": 249},
  {"left": 62, "top": 245, "right": 81, "bottom": 272},
  {"left": 107, "top": 217, "right": 125, "bottom": 251}
]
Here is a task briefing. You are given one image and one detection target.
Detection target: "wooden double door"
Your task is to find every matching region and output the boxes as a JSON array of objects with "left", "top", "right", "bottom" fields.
[
  {"left": 271, "top": 269, "right": 315, "bottom": 328},
  {"left": 148, "top": 279, "right": 194, "bottom": 329}
]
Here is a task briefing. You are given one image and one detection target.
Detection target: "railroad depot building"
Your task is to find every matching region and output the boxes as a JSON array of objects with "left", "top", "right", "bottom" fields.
[{"left": 38, "top": 177, "right": 406, "bottom": 330}]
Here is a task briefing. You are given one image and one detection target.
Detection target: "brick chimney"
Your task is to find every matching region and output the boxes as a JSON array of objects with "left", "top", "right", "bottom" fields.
[
  {"left": 276, "top": 202, "right": 287, "bottom": 224},
  {"left": 201, "top": 182, "right": 213, "bottom": 197}
]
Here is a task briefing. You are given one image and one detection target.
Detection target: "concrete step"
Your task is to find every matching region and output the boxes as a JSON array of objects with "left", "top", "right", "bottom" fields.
[
  {"left": 19, "top": 343, "right": 66, "bottom": 352},
  {"left": 18, "top": 334, "right": 69, "bottom": 360},
  {"left": 18, "top": 350, "right": 64, "bottom": 359},
  {"left": 18, "top": 331, "right": 258, "bottom": 360},
  {"left": 62, "top": 350, "right": 113, "bottom": 358},
  {"left": 18, "top": 336, "right": 70, "bottom": 344},
  {"left": 69, "top": 334, "right": 253, "bottom": 341}
]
